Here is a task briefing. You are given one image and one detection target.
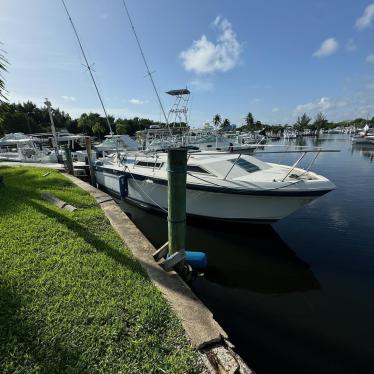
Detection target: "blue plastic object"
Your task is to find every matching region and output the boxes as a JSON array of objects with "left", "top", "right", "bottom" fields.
[{"left": 185, "top": 251, "right": 208, "bottom": 269}]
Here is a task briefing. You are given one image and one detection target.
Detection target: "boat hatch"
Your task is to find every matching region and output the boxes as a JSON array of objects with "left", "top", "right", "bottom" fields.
[
  {"left": 230, "top": 158, "right": 260, "bottom": 173},
  {"left": 186, "top": 165, "right": 210, "bottom": 174},
  {"left": 135, "top": 160, "right": 164, "bottom": 168}
]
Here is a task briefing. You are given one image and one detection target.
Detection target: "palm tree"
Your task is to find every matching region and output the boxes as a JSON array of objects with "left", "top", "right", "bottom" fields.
[
  {"left": 314, "top": 112, "right": 327, "bottom": 134},
  {"left": 212, "top": 114, "right": 221, "bottom": 129},
  {"left": 295, "top": 113, "right": 311, "bottom": 131},
  {"left": 221, "top": 118, "right": 231, "bottom": 131},
  {"left": 245, "top": 112, "right": 254, "bottom": 130}
]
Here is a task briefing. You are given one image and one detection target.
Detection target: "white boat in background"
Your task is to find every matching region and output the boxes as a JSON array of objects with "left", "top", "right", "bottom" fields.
[
  {"left": 283, "top": 130, "right": 297, "bottom": 140},
  {"left": 136, "top": 89, "right": 256, "bottom": 154},
  {"left": 351, "top": 125, "right": 374, "bottom": 145},
  {"left": 95, "top": 134, "right": 142, "bottom": 154},
  {"left": 94, "top": 149, "right": 336, "bottom": 223},
  {"left": 0, "top": 133, "right": 58, "bottom": 162}
]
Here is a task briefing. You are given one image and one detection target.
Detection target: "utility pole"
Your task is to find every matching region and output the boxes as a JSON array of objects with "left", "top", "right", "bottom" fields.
[{"left": 44, "top": 98, "right": 60, "bottom": 161}]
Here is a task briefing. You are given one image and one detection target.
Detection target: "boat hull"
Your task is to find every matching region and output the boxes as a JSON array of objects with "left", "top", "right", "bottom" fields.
[{"left": 95, "top": 169, "right": 329, "bottom": 223}]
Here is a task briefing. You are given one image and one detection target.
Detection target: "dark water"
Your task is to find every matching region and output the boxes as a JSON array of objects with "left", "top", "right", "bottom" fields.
[{"left": 119, "top": 135, "right": 374, "bottom": 374}]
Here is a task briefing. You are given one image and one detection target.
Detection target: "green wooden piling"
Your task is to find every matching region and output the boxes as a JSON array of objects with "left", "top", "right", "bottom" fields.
[
  {"left": 167, "top": 148, "right": 187, "bottom": 266},
  {"left": 64, "top": 146, "right": 74, "bottom": 175}
]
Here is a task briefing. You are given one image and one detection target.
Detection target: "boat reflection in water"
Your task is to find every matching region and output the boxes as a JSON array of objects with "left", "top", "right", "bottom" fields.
[
  {"left": 119, "top": 200, "right": 319, "bottom": 294},
  {"left": 351, "top": 144, "right": 374, "bottom": 163}
]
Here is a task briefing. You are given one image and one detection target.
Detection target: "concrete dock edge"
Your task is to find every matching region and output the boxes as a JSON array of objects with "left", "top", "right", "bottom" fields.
[{"left": 65, "top": 174, "right": 254, "bottom": 374}]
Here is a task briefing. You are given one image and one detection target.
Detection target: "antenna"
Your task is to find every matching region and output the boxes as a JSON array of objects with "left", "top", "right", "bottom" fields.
[
  {"left": 120, "top": 0, "right": 171, "bottom": 136},
  {"left": 60, "top": 0, "right": 113, "bottom": 135}
]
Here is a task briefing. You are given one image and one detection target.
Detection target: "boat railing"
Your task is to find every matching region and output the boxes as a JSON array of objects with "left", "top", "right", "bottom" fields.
[
  {"left": 128, "top": 146, "right": 338, "bottom": 181},
  {"left": 190, "top": 148, "right": 339, "bottom": 181}
]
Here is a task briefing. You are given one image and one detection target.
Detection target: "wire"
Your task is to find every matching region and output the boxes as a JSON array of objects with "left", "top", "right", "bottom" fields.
[
  {"left": 124, "top": 165, "right": 168, "bottom": 213},
  {"left": 60, "top": 0, "right": 113, "bottom": 135},
  {"left": 120, "top": 0, "right": 171, "bottom": 137}
]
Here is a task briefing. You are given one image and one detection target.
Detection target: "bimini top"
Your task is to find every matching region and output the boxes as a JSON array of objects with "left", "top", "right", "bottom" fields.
[{"left": 166, "top": 89, "right": 190, "bottom": 96}]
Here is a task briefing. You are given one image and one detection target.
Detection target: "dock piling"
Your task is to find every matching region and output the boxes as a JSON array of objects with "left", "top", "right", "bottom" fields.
[
  {"left": 166, "top": 148, "right": 187, "bottom": 273},
  {"left": 64, "top": 146, "right": 74, "bottom": 175},
  {"left": 85, "top": 137, "right": 96, "bottom": 186}
]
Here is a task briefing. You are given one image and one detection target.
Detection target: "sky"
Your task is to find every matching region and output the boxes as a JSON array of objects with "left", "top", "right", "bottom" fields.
[{"left": 1, "top": 0, "right": 374, "bottom": 127}]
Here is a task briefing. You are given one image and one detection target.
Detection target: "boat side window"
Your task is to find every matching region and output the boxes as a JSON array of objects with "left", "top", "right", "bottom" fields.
[
  {"left": 186, "top": 165, "right": 210, "bottom": 174},
  {"left": 135, "top": 160, "right": 163, "bottom": 168},
  {"left": 230, "top": 158, "right": 260, "bottom": 173}
]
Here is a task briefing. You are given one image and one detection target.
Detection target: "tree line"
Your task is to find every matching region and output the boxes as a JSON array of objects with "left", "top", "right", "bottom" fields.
[
  {"left": 212, "top": 111, "right": 374, "bottom": 134},
  {"left": 0, "top": 101, "right": 167, "bottom": 138},
  {"left": 1, "top": 100, "right": 373, "bottom": 139}
]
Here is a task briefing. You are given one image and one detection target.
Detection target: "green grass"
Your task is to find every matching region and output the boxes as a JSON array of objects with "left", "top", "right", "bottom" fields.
[{"left": 0, "top": 166, "right": 198, "bottom": 373}]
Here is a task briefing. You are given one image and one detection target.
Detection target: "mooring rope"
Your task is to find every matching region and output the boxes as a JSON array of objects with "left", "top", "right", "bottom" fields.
[{"left": 123, "top": 165, "right": 168, "bottom": 213}]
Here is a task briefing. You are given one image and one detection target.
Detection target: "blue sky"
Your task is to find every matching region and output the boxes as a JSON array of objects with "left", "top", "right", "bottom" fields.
[{"left": 2, "top": 0, "right": 374, "bottom": 126}]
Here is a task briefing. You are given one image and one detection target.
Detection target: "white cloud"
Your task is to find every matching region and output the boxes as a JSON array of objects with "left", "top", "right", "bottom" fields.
[
  {"left": 366, "top": 53, "right": 374, "bottom": 63},
  {"left": 179, "top": 16, "right": 242, "bottom": 74},
  {"left": 190, "top": 79, "right": 213, "bottom": 92},
  {"left": 272, "top": 107, "right": 280, "bottom": 112},
  {"left": 356, "top": 3, "right": 374, "bottom": 30},
  {"left": 346, "top": 38, "right": 357, "bottom": 52},
  {"left": 367, "top": 82, "right": 374, "bottom": 89},
  {"left": 129, "top": 98, "right": 147, "bottom": 105},
  {"left": 313, "top": 38, "right": 339, "bottom": 58},
  {"left": 252, "top": 98, "right": 261, "bottom": 103},
  {"left": 61, "top": 95, "right": 76, "bottom": 102},
  {"left": 294, "top": 97, "right": 332, "bottom": 114}
]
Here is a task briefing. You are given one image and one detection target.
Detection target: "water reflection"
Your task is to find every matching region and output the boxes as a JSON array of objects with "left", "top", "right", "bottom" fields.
[
  {"left": 190, "top": 223, "right": 320, "bottom": 294},
  {"left": 119, "top": 201, "right": 320, "bottom": 294},
  {"left": 351, "top": 144, "right": 374, "bottom": 162}
]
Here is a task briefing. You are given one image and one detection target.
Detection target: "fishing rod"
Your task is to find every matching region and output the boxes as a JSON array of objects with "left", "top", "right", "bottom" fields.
[{"left": 61, "top": 0, "right": 113, "bottom": 135}]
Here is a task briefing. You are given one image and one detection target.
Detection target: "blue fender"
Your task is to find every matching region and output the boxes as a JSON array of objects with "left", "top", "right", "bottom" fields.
[{"left": 185, "top": 251, "right": 208, "bottom": 270}]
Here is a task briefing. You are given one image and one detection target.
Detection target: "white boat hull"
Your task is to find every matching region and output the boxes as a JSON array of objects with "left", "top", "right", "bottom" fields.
[{"left": 95, "top": 169, "right": 325, "bottom": 222}]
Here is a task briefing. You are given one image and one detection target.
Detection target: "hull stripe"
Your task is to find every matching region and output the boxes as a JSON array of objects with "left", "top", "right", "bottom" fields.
[{"left": 94, "top": 167, "right": 332, "bottom": 197}]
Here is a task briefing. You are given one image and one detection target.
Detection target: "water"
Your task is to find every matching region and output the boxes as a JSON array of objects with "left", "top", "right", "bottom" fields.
[{"left": 118, "top": 135, "right": 374, "bottom": 374}]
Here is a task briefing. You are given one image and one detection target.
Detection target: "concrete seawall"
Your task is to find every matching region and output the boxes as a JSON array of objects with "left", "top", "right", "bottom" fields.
[{"left": 65, "top": 174, "right": 254, "bottom": 374}]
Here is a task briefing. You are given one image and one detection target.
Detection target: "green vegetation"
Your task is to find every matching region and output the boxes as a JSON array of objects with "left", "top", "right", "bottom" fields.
[
  {"left": 212, "top": 114, "right": 221, "bottom": 130},
  {"left": 0, "top": 166, "right": 198, "bottom": 373},
  {"left": 2, "top": 98, "right": 373, "bottom": 139},
  {"left": 245, "top": 112, "right": 254, "bottom": 129},
  {"left": 0, "top": 101, "right": 167, "bottom": 137}
]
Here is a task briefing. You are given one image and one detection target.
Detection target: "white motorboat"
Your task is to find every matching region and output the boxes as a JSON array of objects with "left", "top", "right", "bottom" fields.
[
  {"left": 283, "top": 130, "right": 297, "bottom": 140},
  {"left": 95, "top": 134, "right": 141, "bottom": 154},
  {"left": 0, "top": 133, "right": 58, "bottom": 162},
  {"left": 351, "top": 125, "right": 374, "bottom": 145},
  {"left": 94, "top": 150, "right": 335, "bottom": 223}
]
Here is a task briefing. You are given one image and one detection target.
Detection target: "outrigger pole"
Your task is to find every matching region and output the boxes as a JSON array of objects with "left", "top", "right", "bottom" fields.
[
  {"left": 60, "top": 0, "right": 114, "bottom": 135},
  {"left": 120, "top": 0, "right": 172, "bottom": 137}
]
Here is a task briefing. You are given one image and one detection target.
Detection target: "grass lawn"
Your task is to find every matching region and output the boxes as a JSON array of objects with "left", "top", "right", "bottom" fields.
[{"left": 0, "top": 166, "right": 198, "bottom": 373}]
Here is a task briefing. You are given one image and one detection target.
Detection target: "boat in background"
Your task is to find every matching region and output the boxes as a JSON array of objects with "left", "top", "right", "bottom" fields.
[
  {"left": 284, "top": 129, "right": 297, "bottom": 140},
  {"left": 136, "top": 88, "right": 257, "bottom": 154},
  {"left": 95, "top": 134, "right": 142, "bottom": 154},
  {"left": 351, "top": 124, "right": 374, "bottom": 145},
  {"left": 0, "top": 133, "right": 58, "bottom": 162}
]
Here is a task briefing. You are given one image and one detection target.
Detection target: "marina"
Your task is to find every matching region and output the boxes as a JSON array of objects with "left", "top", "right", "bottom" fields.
[{"left": 1, "top": 0, "right": 374, "bottom": 372}]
